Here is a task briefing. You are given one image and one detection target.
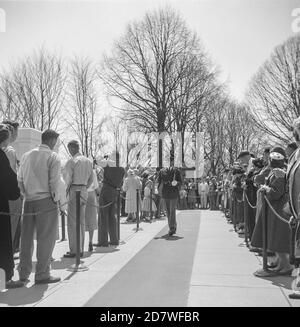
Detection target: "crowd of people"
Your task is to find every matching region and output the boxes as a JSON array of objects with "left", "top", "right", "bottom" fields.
[
  {"left": 197, "top": 121, "right": 300, "bottom": 279},
  {"left": 2, "top": 117, "right": 300, "bottom": 290},
  {"left": 0, "top": 122, "right": 183, "bottom": 289}
]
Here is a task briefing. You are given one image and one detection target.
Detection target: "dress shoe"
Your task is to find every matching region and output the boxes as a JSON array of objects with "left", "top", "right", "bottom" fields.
[
  {"left": 63, "top": 252, "right": 83, "bottom": 258},
  {"left": 35, "top": 276, "right": 61, "bottom": 284},
  {"left": 19, "top": 278, "right": 30, "bottom": 283},
  {"left": 6, "top": 280, "right": 24, "bottom": 289}
]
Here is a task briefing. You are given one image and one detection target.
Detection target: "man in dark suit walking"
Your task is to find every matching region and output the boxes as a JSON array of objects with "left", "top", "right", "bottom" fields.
[{"left": 158, "top": 166, "right": 182, "bottom": 236}]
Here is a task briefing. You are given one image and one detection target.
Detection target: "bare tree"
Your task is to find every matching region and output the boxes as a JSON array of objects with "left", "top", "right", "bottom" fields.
[
  {"left": 66, "top": 57, "right": 99, "bottom": 158},
  {"left": 167, "top": 55, "right": 217, "bottom": 166},
  {"left": 203, "top": 91, "right": 227, "bottom": 175},
  {"left": 99, "top": 6, "right": 205, "bottom": 167},
  {"left": 0, "top": 47, "right": 67, "bottom": 130},
  {"left": 247, "top": 34, "right": 300, "bottom": 142},
  {"left": 223, "top": 101, "right": 263, "bottom": 165}
]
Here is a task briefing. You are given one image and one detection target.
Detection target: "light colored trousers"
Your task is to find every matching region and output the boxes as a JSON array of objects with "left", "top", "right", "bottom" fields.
[
  {"left": 67, "top": 186, "right": 88, "bottom": 253},
  {"left": 18, "top": 197, "right": 58, "bottom": 281},
  {"left": 200, "top": 192, "right": 208, "bottom": 208}
]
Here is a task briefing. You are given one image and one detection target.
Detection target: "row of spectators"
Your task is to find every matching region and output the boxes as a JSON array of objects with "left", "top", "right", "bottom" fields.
[{"left": 210, "top": 131, "right": 300, "bottom": 277}]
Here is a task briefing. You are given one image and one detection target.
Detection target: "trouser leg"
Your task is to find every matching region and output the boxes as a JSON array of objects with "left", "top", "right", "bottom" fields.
[
  {"left": 35, "top": 198, "right": 58, "bottom": 281},
  {"left": 170, "top": 199, "right": 178, "bottom": 232},
  {"left": 80, "top": 193, "right": 87, "bottom": 253},
  {"left": 201, "top": 193, "right": 205, "bottom": 208},
  {"left": 9, "top": 198, "right": 22, "bottom": 253},
  {"left": 13, "top": 217, "right": 21, "bottom": 253},
  {"left": 108, "top": 202, "right": 118, "bottom": 245},
  {"left": 0, "top": 213, "right": 14, "bottom": 281},
  {"left": 67, "top": 193, "right": 76, "bottom": 253},
  {"left": 165, "top": 198, "right": 177, "bottom": 233},
  {"left": 18, "top": 201, "right": 35, "bottom": 280},
  {"left": 157, "top": 196, "right": 161, "bottom": 217},
  {"left": 98, "top": 196, "right": 109, "bottom": 246}
]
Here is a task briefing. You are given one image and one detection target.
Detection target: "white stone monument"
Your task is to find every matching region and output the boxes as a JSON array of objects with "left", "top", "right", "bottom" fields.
[{"left": 12, "top": 128, "right": 60, "bottom": 160}]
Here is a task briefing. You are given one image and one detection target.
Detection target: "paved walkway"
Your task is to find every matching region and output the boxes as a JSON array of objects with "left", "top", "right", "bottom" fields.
[
  {"left": 1, "top": 209, "right": 300, "bottom": 307},
  {"left": 188, "top": 210, "right": 298, "bottom": 307},
  {"left": 85, "top": 210, "right": 201, "bottom": 307},
  {"left": 0, "top": 216, "right": 168, "bottom": 307}
]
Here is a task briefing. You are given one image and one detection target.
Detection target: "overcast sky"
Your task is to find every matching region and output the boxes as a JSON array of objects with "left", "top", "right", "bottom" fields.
[{"left": 0, "top": 0, "right": 298, "bottom": 102}]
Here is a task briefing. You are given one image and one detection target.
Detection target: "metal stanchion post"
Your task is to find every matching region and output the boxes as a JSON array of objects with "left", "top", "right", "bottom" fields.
[
  {"left": 150, "top": 188, "right": 153, "bottom": 223},
  {"left": 60, "top": 210, "right": 66, "bottom": 241},
  {"left": 117, "top": 188, "right": 121, "bottom": 241},
  {"left": 134, "top": 189, "right": 142, "bottom": 232},
  {"left": 68, "top": 190, "right": 88, "bottom": 272},
  {"left": 233, "top": 193, "right": 237, "bottom": 231},
  {"left": 244, "top": 191, "right": 249, "bottom": 247},
  {"left": 136, "top": 189, "right": 140, "bottom": 230},
  {"left": 254, "top": 191, "right": 274, "bottom": 277}
]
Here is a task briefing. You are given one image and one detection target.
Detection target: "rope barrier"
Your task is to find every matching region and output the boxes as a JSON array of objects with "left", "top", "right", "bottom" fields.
[
  {"left": 264, "top": 195, "right": 289, "bottom": 225},
  {"left": 0, "top": 198, "right": 73, "bottom": 217},
  {"left": 244, "top": 192, "right": 257, "bottom": 209},
  {"left": 80, "top": 196, "right": 115, "bottom": 209}
]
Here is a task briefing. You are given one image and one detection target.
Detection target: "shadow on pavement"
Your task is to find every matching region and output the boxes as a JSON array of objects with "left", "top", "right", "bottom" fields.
[
  {"left": 154, "top": 234, "right": 184, "bottom": 241},
  {"left": 257, "top": 275, "right": 293, "bottom": 290},
  {"left": 0, "top": 284, "right": 48, "bottom": 306},
  {"left": 50, "top": 252, "right": 93, "bottom": 270},
  {"left": 93, "top": 247, "right": 120, "bottom": 254}
]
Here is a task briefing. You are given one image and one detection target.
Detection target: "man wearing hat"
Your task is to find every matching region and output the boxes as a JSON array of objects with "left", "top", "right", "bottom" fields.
[{"left": 63, "top": 140, "right": 93, "bottom": 258}]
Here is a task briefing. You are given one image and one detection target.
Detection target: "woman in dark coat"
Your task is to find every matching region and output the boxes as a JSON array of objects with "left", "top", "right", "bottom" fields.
[
  {"left": 251, "top": 147, "right": 293, "bottom": 275},
  {"left": 232, "top": 168, "right": 245, "bottom": 231},
  {"left": 0, "top": 126, "right": 23, "bottom": 288}
]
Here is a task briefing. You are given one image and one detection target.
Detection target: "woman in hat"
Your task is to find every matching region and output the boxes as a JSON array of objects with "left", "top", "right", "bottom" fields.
[
  {"left": 123, "top": 169, "right": 142, "bottom": 222},
  {"left": 251, "top": 147, "right": 293, "bottom": 276},
  {"left": 141, "top": 179, "right": 157, "bottom": 221},
  {"left": 0, "top": 125, "right": 23, "bottom": 288}
]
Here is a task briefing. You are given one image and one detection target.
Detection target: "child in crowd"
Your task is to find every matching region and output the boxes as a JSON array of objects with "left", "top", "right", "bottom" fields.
[
  {"left": 179, "top": 187, "right": 187, "bottom": 210},
  {"left": 141, "top": 180, "right": 157, "bottom": 221}
]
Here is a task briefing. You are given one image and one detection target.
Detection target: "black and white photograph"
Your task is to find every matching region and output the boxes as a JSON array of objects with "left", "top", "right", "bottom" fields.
[{"left": 0, "top": 0, "right": 300, "bottom": 314}]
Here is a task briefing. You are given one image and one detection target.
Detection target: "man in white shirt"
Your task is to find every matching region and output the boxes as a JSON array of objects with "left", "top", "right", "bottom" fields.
[
  {"left": 2, "top": 120, "right": 22, "bottom": 253},
  {"left": 198, "top": 178, "right": 209, "bottom": 209},
  {"left": 17, "top": 129, "right": 61, "bottom": 284},
  {"left": 63, "top": 140, "right": 93, "bottom": 257}
]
